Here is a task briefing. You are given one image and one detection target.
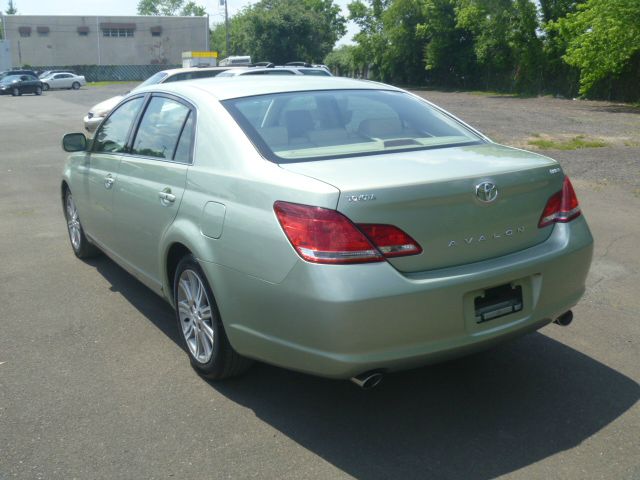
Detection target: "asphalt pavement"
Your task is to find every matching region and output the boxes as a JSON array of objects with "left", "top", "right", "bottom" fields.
[{"left": 0, "top": 84, "right": 638, "bottom": 479}]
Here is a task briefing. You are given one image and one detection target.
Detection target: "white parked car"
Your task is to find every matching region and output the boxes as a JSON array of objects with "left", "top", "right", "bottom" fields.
[
  {"left": 83, "top": 66, "right": 236, "bottom": 133},
  {"left": 41, "top": 72, "right": 86, "bottom": 91},
  {"left": 217, "top": 66, "right": 332, "bottom": 77}
]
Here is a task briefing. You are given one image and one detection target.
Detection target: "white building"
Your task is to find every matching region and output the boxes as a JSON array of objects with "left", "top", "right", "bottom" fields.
[{"left": 1, "top": 15, "right": 209, "bottom": 67}]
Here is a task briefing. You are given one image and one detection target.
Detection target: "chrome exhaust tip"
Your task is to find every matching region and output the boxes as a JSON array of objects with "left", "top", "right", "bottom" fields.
[
  {"left": 350, "top": 371, "right": 384, "bottom": 389},
  {"left": 554, "top": 310, "right": 573, "bottom": 326}
]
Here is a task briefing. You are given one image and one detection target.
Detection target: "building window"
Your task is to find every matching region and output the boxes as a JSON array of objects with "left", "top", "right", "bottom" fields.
[
  {"left": 77, "top": 26, "right": 90, "bottom": 36},
  {"left": 18, "top": 26, "right": 31, "bottom": 37},
  {"left": 103, "top": 28, "right": 134, "bottom": 37},
  {"left": 37, "top": 26, "right": 50, "bottom": 37},
  {"left": 150, "top": 26, "right": 162, "bottom": 37}
]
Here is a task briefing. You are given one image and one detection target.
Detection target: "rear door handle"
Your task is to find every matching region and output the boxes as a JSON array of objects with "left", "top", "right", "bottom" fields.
[
  {"left": 104, "top": 174, "right": 114, "bottom": 189},
  {"left": 158, "top": 188, "right": 176, "bottom": 206}
]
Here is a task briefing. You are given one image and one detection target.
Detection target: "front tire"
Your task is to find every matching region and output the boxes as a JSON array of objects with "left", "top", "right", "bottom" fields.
[
  {"left": 35, "top": 86, "right": 42, "bottom": 96},
  {"left": 174, "top": 255, "right": 252, "bottom": 380},
  {"left": 72, "top": 82, "right": 80, "bottom": 90},
  {"left": 64, "top": 190, "right": 100, "bottom": 259},
  {"left": 42, "top": 83, "right": 50, "bottom": 91}
]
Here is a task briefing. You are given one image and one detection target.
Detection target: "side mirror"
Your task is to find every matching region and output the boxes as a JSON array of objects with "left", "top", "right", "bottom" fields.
[{"left": 62, "top": 133, "right": 88, "bottom": 152}]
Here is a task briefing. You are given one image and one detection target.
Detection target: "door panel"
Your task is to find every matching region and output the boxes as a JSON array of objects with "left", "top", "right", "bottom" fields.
[
  {"left": 86, "top": 96, "right": 145, "bottom": 249},
  {"left": 112, "top": 158, "right": 188, "bottom": 286},
  {"left": 84, "top": 153, "right": 122, "bottom": 247},
  {"left": 110, "top": 95, "right": 194, "bottom": 287}
]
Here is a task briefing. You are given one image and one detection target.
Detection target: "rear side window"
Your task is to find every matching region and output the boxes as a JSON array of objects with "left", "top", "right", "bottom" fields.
[
  {"left": 173, "top": 113, "right": 195, "bottom": 164},
  {"left": 131, "top": 96, "right": 192, "bottom": 161},
  {"left": 223, "top": 89, "right": 482, "bottom": 163},
  {"left": 299, "top": 69, "right": 331, "bottom": 76},
  {"left": 93, "top": 97, "right": 145, "bottom": 153},
  {"left": 243, "top": 70, "right": 296, "bottom": 75}
]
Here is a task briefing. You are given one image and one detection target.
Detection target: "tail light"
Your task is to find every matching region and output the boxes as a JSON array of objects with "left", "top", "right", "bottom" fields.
[
  {"left": 357, "top": 224, "right": 422, "bottom": 257},
  {"left": 274, "top": 201, "right": 422, "bottom": 264},
  {"left": 538, "top": 176, "right": 582, "bottom": 228}
]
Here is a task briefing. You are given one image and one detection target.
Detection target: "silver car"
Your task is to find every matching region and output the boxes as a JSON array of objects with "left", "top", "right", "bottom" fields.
[
  {"left": 41, "top": 72, "right": 86, "bottom": 91},
  {"left": 61, "top": 77, "right": 593, "bottom": 388}
]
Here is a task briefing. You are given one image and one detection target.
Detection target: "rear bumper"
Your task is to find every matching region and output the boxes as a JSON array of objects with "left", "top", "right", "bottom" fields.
[{"left": 202, "top": 217, "right": 593, "bottom": 379}]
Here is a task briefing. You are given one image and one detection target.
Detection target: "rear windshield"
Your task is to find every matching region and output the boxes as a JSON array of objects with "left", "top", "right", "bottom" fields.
[
  {"left": 134, "top": 71, "right": 169, "bottom": 90},
  {"left": 223, "top": 89, "right": 482, "bottom": 163}
]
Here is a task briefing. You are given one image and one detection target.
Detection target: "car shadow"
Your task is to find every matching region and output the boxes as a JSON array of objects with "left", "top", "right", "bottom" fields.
[{"left": 90, "top": 255, "right": 640, "bottom": 480}]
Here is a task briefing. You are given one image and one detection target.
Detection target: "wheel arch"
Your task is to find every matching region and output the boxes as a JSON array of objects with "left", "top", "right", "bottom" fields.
[
  {"left": 165, "top": 242, "right": 193, "bottom": 305},
  {"left": 60, "top": 180, "right": 70, "bottom": 209}
]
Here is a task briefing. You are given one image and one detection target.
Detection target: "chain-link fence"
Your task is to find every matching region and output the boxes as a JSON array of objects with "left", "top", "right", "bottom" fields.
[{"left": 31, "top": 64, "right": 180, "bottom": 82}]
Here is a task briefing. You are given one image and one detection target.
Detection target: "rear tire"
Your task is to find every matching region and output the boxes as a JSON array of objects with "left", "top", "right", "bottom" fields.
[
  {"left": 35, "top": 86, "right": 42, "bottom": 96},
  {"left": 42, "top": 83, "right": 50, "bottom": 91},
  {"left": 174, "top": 255, "right": 252, "bottom": 380},
  {"left": 63, "top": 190, "right": 100, "bottom": 259},
  {"left": 72, "top": 82, "right": 80, "bottom": 90}
]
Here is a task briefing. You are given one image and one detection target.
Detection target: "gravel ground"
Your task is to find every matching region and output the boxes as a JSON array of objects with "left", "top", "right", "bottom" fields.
[
  {"left": 0, "top": 84, "right": 638, "bottom": 480},
  {"left": 414, "top": 90, "right": 640, "bottom": 190}
]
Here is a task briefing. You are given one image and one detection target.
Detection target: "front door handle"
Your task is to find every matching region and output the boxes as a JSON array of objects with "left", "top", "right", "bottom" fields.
[
  {"left": 104, "top": 174, "right": 114, "bottom": 189},
  {"left": 158, "top": 188, "right": 176, "bottom": 206}
]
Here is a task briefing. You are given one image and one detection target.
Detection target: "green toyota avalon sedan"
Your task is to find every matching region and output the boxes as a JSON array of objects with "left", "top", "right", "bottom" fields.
[{"left": 61, "top": 77, "right": 593, "bottom": 388}]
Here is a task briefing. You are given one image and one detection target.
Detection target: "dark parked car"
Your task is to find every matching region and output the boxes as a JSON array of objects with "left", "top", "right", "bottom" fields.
[
  {"left": 0, "top": 69, "right": 38, "bottom": 80},
  {"left": 0, "top": 74, "right": 43, "bottom": 96}
]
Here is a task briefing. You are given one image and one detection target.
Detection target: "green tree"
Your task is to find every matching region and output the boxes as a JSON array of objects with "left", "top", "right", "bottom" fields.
[
  {"left": 6, "top": 0, "right": 17, "bottom": 14},
  {"left": 213, "top": 0, "right": 346, "bottom": 64},
  {"left": 417, "top": 0, "right": 476, "bottom": 87},
  {"left": 181, "top": 1, "right": 207, "bottom": 16},
  {"left": 508, "top": 0, "right": 544, "bottom": 92},
  {"left": 381, "top": 0, "right": 428, "bottom": 84},
  {"left": 348, "top": 0, "right": 392, "bottom": 81},
  {"left": 552, "top": 0, "right": 640, "bottom": 96},
  {"left": 324, "top": 45, "right": 360, "bottom": 76},
  {"left": 137, "top": 0, "right": 206, "bottom": 16}
]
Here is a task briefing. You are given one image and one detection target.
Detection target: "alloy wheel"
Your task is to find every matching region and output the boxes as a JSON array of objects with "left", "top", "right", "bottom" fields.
[
  {"left": 177, "top": 269, "right": 214, "bottom": 363},
  {"left": 65, "top": 194, "right": 82, "bottom": 251}
]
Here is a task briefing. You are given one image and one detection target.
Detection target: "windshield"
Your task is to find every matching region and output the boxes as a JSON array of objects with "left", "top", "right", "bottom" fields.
[
  {"left": 0, "top": 75, "right": 22, "bottom": 84},
  {"left": 223, "top": 89, "right": 482, "bottom": 163},
  {"left": 134, "top": 71, "right": 169, "bottom": 91}
]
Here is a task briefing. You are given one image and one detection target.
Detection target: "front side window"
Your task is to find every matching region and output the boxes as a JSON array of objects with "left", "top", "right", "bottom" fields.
[
  {"left": 223, "top": 89, "right": 482, "bottom": 163},
  {"left": 131, "top": 96, "right": 192, "bottom": 161},
  {"left": 93, "top": 97, "right": 144, "bottom": 153}
]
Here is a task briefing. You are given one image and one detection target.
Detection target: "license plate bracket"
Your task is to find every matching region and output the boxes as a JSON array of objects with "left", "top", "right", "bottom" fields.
[{"left": 474, "top": 283, "right": 523, "bottom": 323}]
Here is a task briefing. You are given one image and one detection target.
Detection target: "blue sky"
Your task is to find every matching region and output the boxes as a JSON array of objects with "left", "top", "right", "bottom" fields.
[{"left": 4, "top": 0, "right": 357, "bottom": 45}]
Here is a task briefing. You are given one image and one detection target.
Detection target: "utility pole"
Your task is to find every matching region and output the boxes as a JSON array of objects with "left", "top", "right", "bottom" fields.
[{"left": 224, "top": 0, "right": 229, "bottom": 56}]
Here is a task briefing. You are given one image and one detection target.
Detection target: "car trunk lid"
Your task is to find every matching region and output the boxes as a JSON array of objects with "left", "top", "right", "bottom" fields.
[{"left": 279, "top": 143, "right": 563, "bottom": 273}]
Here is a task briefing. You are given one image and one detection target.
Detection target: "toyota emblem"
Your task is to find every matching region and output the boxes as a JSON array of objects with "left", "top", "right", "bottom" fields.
[{"left": 475, "top": 182, "right": 498, "bottom": 203}]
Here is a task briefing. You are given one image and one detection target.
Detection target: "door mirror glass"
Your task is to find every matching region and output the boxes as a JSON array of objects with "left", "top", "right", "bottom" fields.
[{"left": 62, "top": 133, "right": 88, "bottom": 152}]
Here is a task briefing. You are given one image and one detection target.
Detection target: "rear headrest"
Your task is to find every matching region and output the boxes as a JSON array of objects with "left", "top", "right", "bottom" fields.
[
  {"left": 259, "top": 126, "right": 288, "bottom": 147},
  {"left": 358, "top": 117, "right": 402, "bottom": 138},
  {"left": 284, "top": 110, "right": 314, "bottom": 138}
]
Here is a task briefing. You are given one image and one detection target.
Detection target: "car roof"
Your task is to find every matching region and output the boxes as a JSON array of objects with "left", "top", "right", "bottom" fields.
[
  {"left": 161, "top": 66, "right": 236, "bottom": 77},
  {"left": 135, "top": 76, "right": 400, "bottom": 101},
  {"left": 221, "top": 66, "right": 330, "bottom": 76}
]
